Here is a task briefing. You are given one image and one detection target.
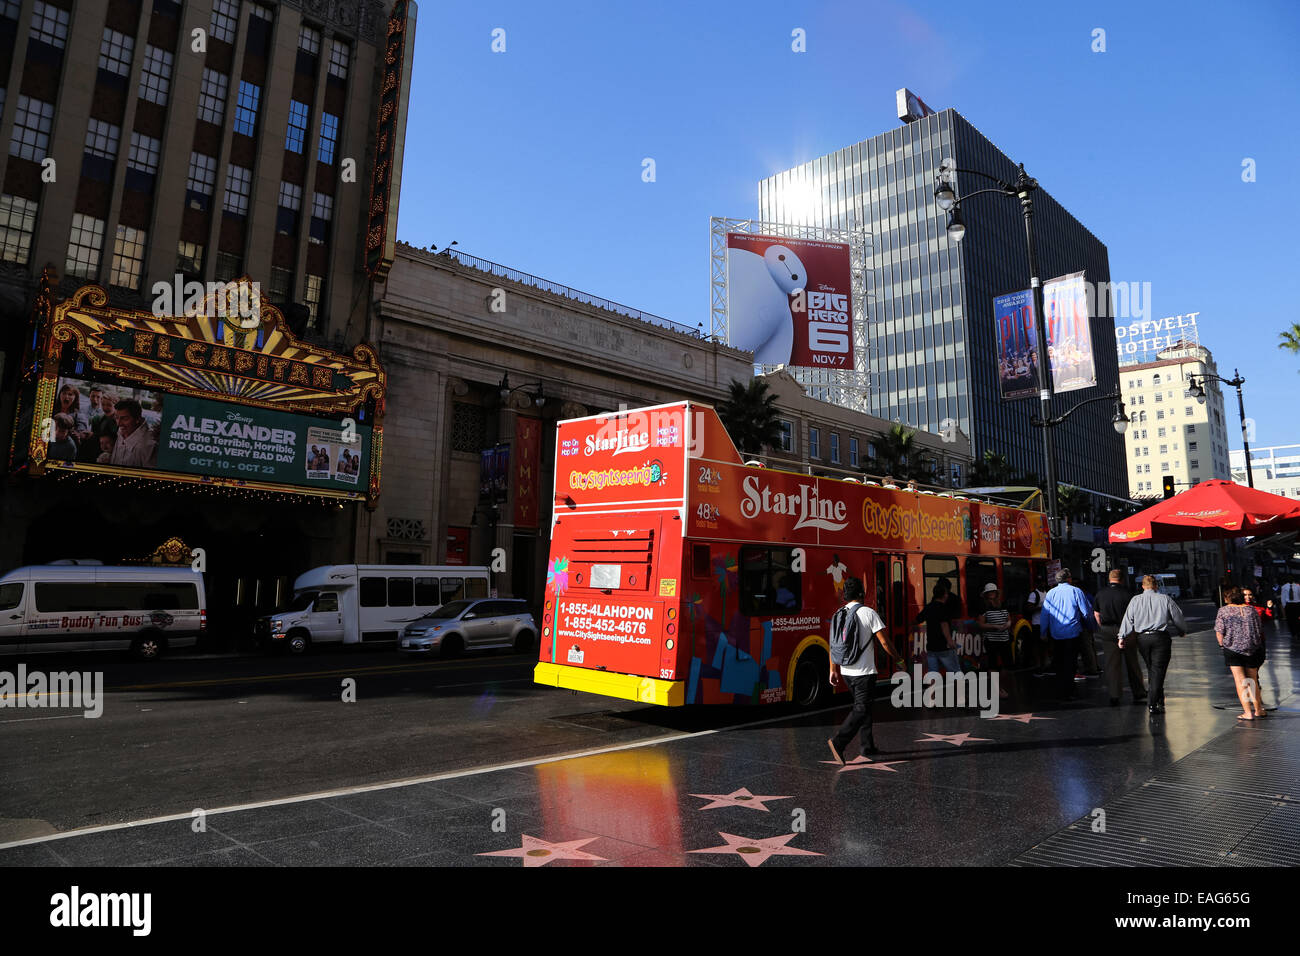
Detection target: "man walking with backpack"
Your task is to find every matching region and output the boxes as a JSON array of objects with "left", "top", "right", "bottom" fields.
[{"left": 827, "top": 578, "right": 897, "bottom": 763}]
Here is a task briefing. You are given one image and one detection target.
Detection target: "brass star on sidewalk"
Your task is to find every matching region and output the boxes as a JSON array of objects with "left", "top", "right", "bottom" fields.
[
  {"left": 819, "top": 755, "right": 907, "bottom": 773},
  {"left": 987, "top": 713, "right": 1054, "bottom": 723},
  {"left": 915, "top": 732, "right": 992, "bottom": 746},
  {"left": 688, "top": 832, "right": 822, "bottom": 866},
  {"left": 689, "top": 787, "right": 792, "bottom": 811},
  {"left": 477, "top": 834, "right": 607, "bottom": 867}
]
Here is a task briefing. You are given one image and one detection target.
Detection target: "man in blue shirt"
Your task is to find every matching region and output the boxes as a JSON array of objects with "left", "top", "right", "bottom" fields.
[{"left": 1041, "top": 568, "right": 1096, "bottom": 700}]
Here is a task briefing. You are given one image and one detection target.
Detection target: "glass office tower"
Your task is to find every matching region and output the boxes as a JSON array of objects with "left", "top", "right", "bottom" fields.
[{"left": 759, "top": 109, "right": 1125, "bottom": 497}]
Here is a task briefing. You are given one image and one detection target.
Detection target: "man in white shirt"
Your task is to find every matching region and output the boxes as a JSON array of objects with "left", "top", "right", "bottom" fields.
[
  {"left": 1281, "top": 578, "right": 1300, "bottom": 634},
  {"left": 109, "top": 399, "right": 158, "bottom": 469},
  {"left": 827, "top": 577, "right": 898, "bottom": 763},
  {"left": 825, "top": 554, "right": 848, "bottom": 599}
]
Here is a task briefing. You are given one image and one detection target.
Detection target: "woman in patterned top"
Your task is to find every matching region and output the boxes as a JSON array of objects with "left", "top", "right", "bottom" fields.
[
  {"left": 978, "top": 582, "right": 1012, "bottom": 699},
  {"left": 1215, "top": 587, "right": 1266, "bottom": 720}
]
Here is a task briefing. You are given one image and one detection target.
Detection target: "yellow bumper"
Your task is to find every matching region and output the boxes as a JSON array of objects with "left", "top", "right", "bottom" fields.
[{"left": 534, "top": 662, "right": 685, "bottom": 706}]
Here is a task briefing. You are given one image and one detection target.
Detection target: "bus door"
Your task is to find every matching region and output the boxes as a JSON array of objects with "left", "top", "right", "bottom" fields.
[{"left": 872, "top": 554, "right": 909, "bottom": 671}]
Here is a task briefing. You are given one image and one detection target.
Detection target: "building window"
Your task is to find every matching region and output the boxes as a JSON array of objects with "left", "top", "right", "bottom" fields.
[
  {"left": 1190, "top": 459, "right": 1200, "bottom": 469},
  {"left": 249, "top": 3, "right": 273, "bottom": 20},
  {"left": 809, "top": 427, "right": 820, "bottom": 459},
  {"left": 0, "top": 194, "right": 37, "bottom": 265},
  {"left": 198, "top": 69, "right": 229, "bottom": 125},
  {"left": 215, "top": 251, "right": 241, "bottom": 282},
  {"left": 1185, "top": 406, "right": 1193, "bottom": 416},
  {"left": 99, "top": 29, "right": 134, "bottom": 76},
  {"left": 1157, "top": 410, "right": 1165, "bottom": 420},
  {"left": 1160, "top": 445, "right": 1168, "bottom": 455},
  {"left": 450, "top": 402, "right": 486, "bottom": 453},
  {"left": 1160, "top": 462, "right": 1169, "bottom": 471},
  {"left": 10, "top": 95, "right": 54, "bottom": 161},
  {"left": 128, "top": 132, "right": 161, "bottom": 174},
  {"left": 830, "top": 432, "right": 840, "bottom": 463},
  {"left": 0, "top": 1, "right": 18, "bottom": 20},
  {"left": 311, "top": 191, "right": 333, "bottom": 221},
  {"left": 176, "top": 240, "right": 203, "bottom": 276},
  {"left": 1154, "top": 392, "right": 1162, "bottom": 402},
  {"left": 285, "top": 100, "right": 309, "bottom": 152},
  {"left": 779, "top": 420, "right": 793, "bottom": 453},
  {"left": 327, "top": 38, "right": 350, "bottom": 78},
  {"left": 234, "top": 81, "right": 260, "bottom": 136},
  {"left": 278, "top": 181, "right": 302, "bottom": 210},
  {"left": 1189, "top": 441, "right": 1198, "bottom": 451},
  {"left": 66, "top": 215, "right": 105, "bottom": 279},
  {"left": 139, "top": 45, "right": 173, "bottom": 105},
  {"left": 305, "top": 275, "right": 323, "bottom": 327},
  {"left": 1153, "top": 374, "right": 1161, "bottom": 386},
  {"left": 224, "top": 164, "right": 251, "bottom": 215},
  {"left": 29, "top": 1, "right": 69, "bottom": 49},
  {"left": 85, "top": 119, "right": 121, "bottom": 160},
  {"left": 110, "top": 225, "right": 147, "bottom": 289},
  {"left": 850, "top": 436, "right": 859, "bottom": 466},
  {"left": 1158, "top": 427, "right": 1166, "bottom": 437},
  {"left": 298, "top": 24, "right": 321, "bottom": 54},
  {"left": 268, "top": 267, "right": 293, "bottom": 305},
  {"left": 186, "top": 152, "right": 217, "bottom": 197},
  {"left": 318, "top": 112, "right": 339, "bottom": 164},
  {"left": 209, "top": 0, "right": 239, "bottom": 43}
]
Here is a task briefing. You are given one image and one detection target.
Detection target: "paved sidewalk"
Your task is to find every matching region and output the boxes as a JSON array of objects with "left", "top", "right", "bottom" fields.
[{"left": 3, "top": 614, "right": 1296, "bottom": 867}]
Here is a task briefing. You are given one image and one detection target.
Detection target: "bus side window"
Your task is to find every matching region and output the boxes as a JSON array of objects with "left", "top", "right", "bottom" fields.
[
  {"left": 315, "top": 592, "right": 339, "bottom": 613},
  {"left": 465, "top": 577, "right": 488, "bottom": 599},
  {"left": 739, "top": 546, "right": 801, "bottom": 616},
  {"left": 414, "top": 577, "right": 438, "bottom": 605},
  {"left": 359, "top": 577, "right": 387, "bottom": 607},
  {"left": 874, "top": 560, "right": 887, "bottom": 620}
]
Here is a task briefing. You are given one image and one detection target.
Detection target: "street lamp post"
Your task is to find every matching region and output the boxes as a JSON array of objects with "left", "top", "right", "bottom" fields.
[
  {"left": 1188, "top": 369, "right": 1252, "bottom": 487},
  {"left": 936, "top": 161, "right": 1062, "bottom": 535}
]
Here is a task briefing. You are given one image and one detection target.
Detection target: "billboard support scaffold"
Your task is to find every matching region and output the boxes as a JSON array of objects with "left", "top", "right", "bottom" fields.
[{"left": 710, "top": 218, "right": 870, "bottom": 411}]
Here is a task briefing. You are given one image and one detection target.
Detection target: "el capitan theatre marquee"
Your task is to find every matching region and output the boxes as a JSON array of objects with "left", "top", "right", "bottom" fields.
[{"left": 10, "top": 277, "right": 387, "bottom": 507}]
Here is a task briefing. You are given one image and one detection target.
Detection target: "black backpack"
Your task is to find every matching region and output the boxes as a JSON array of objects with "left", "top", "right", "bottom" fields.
[{"left": 830, "top": 603, "right": 872, "bottom": 667}]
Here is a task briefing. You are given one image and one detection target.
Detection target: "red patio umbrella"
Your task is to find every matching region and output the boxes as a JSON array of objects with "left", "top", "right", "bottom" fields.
[
  {"left": 1109, "top": 480, "right": 1300, "bottom": 598},
  {"left": 1108, "top": 480, "right": 1300, "bottom": 544}
]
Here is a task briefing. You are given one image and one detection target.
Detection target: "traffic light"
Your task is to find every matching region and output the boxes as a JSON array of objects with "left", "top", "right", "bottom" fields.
[{"left": 1163, "top": 475, "right": 1175, "bottom": 498}]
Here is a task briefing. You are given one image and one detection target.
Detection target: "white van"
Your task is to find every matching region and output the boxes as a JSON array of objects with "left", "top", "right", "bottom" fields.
[
  {"left": 257, "top": 565, "right": 491, "bottom": 653},
  {"left": 1153, "top": 573, "right": 1182, "bottom": 598},
  {"left": 0, "top": 565, "right": 206, "bottom": 660}
]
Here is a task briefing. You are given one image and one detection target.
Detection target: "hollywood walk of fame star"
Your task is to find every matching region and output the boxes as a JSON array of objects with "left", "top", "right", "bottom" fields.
[
  {"left": 688, "top": 832, "right": 823, "bottom": 867},
  {"left": 915, "top": 731, "right": 992, "bottom": 746},
  {"left": 987, "top": 713, "right": 1054, "bottom": 723},
  {"left": 477, "top": 834, "right": 607, "bottom": 867},
  {"left": 819, "top": 755, "right": 907, "bottom": 773},
  {"left": 689, "top": 787, "right": 793, "bottom": 811}
]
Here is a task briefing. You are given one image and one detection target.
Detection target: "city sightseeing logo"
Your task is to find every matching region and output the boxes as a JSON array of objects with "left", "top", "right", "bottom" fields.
[
  {"left": 740, "top": 475, "right": 848, "bottom": 531},
  {"left": 568, "top": 459, "right": 666, "bottom": 491}
]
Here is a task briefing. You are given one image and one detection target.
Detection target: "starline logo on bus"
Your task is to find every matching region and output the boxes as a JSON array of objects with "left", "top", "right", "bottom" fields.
[
  {"left": 584, "top": 429, "right": 650, "bottom": 457},
  {"left": 740, "top": 476, "right": 848, "bottom": 531}
]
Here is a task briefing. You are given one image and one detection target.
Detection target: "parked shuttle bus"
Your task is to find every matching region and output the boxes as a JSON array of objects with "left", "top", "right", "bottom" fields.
[
  {"left": 0, "top": 565, "right": 206, "bottom": 659},
  {"left": 257, "top": 564, "right": 490, "bottom": 653},
  {"left": 534, "top": 401, "right": 1051, "bottom": 706}
]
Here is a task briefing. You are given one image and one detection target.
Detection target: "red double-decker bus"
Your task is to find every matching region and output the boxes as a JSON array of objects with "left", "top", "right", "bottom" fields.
[{"left": 534, "top": 402, "right": 1050, "bottom": 707}]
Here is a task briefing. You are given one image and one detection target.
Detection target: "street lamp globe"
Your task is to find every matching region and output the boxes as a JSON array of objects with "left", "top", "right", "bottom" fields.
[
  {"left": 946, "top": 208, "right": 966, "bottom": 242},
  {"left": 1112, "top": 409, "right": 1129, "bottom": 435},
  {"left": 934, "top": 180, "right": 956, "bottom": 210}
]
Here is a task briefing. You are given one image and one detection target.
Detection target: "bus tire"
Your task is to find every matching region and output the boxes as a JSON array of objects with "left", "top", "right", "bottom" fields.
[
  {"left": 132, "top": 632, "right": 165, "bottom": 661},
  {"left": 287, "top": 629, "right": 311, "bottom": 655},
  {"left": 514, "top": 630, "right": 535, "bottom": 654},
  {"left": 792, "top": 648, "right": 831, "bottom": 708},
  {"left": 440, "top": 634, "right": 463, "bottom": 659}
]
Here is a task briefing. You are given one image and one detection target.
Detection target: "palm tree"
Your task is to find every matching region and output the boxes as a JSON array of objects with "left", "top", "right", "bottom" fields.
[
  {"left": 1056, "top": 484, "right": 1091, "bottom": 545},
  {"left": 716, "top": 378, "right": 782, "bottom": 456},
  {"left": 859, "top": 423, "right": 935, "bottom": 482},
  {"left": 1279, "top": 323, "right": 1300, "bottom": 354},
  {"left": 967, "top": 450, "right": 1015, "bottom": 487}
]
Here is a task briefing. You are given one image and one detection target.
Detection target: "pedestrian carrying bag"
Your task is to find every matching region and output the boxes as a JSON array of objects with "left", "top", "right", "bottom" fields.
[{"left": 830, "top": 604, "right": 872, "bottom": 667}]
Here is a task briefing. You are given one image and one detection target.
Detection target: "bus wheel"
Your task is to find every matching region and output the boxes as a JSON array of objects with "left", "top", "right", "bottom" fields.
[
  {"left": 513, "top": 630, "right": 535, "bottom": 654},
  {"left": 440, "top": 634, "right": 463, "bottom": 659},
  {"left": 792, "top": 649, "right": 831, "bottom": 708},
  {"left": 287, "top": 630, "right": 311, "bottom": 655},
  {"left": 132, "top": 633, "right": 165, "bottom": 661}
]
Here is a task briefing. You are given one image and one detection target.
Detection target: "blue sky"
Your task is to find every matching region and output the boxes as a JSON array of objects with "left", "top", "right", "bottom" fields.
[{"left": 395, "top": 0, "right": 1300, "bottom": 450}]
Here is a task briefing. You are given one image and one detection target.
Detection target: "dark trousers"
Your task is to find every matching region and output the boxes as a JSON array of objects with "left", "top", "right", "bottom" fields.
[
  {"left": 1286, "top": 603, "right": 1300, "bottom": 634},
  {"left": 1100, "top": 625, "right": 1146, "bottom": 699},
  {"left": 1136, "top": 632, "right": 1173, "bottom": 706},
  {"left": 1051, "top": 637, "right": 1078, "bottom": 699},
  {"left": 832, "top": 673, "right": 878, "bottom": 755}
]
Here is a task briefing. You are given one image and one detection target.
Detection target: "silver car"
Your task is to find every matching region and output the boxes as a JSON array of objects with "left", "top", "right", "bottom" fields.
[{"left": 398, "top": 598, "right": 537, "bottom": 658}]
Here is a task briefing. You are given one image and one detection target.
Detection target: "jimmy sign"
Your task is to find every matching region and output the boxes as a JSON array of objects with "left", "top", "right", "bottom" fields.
[{"left": 725, "top": 233, "right": 854, "bottom": 370}]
